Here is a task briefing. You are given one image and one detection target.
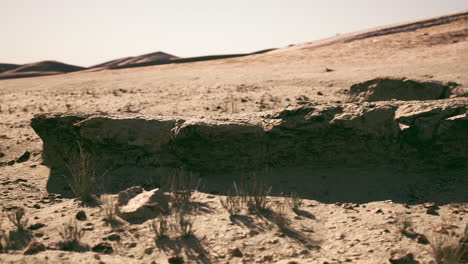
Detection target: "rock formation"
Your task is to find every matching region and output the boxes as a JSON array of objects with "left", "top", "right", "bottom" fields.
[{"left": 31, "top": 98, "right": 468, "bottom": 179}]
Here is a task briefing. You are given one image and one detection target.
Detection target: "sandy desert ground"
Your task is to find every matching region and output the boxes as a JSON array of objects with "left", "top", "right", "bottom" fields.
[{"left": 0, "top": 11, "right": 467, "bottom": 264}]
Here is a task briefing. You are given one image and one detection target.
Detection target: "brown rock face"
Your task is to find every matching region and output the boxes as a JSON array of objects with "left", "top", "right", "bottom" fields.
[
  {"left": 345, "top": 77, "right": 456, "bottom": 102},
  {"left": 30, "top": 99, "right": 468, "bottom": 175}
]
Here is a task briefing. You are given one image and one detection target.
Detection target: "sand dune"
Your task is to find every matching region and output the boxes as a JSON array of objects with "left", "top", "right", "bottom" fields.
[
  {"left": 0, "top": 63, "right": 19, "bottom": 73},
  {"left": 0, "top": 61, "right": 85, "bottom": 80},
  {"left": 90, "top": 51, "right": 178, "bottom": 70}
]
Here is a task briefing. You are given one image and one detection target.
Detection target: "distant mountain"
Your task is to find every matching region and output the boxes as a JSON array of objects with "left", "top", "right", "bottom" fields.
[
  {"left": 91, "top": 51, "right": 178, "bottom": 70},
  {"left": 0, "top": 60, "right": 85, "bottom": 80},
  {"left": 0, "top": 63, "right": 20, "bottom": 73}
]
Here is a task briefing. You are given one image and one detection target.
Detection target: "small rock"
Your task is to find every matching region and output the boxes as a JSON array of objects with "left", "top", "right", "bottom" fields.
[
  {"left": 375, "top": 209, "right": 383, "bottom": 214},
  {"left": 16, "top": 151, "right": 31, "bottom": 163},
  {"left": 127, "top": 242, "right": 137, "bottom": 248},
  {"left": 401, "top": 228, "right": 418, "bottom": 239},
  {"left": 144, "top": 247, "right": 154, "bottom": 254},
  {"left": 29, "top": 223, "right": 46, "bottom": 230},
  {"left": 230, "top": 248, "right": 243, "bottom": 258},
  {"left": 92, "top": 242, "right": 113, "bottom": 254},
  {"left": 23, "top": 241, "right": 46, "bottom": 255},
  {"left": 423, "top": 202, "right": 437, "bottom": 209},
  {"left": 317, "top": 91, "right": 323, "bottom": 96},
  {"left": 433, "top": 224, "right": 458, "bottom": 234},
  {"left": 426, "top": 207, "right": 438, "bottom": 215},
  {"left": 0, "top": 152, "right": 5, "bottom": 158},
  {"left": 389, "top": 249, "right": 416, "bottom": 264},
  {"left": 7, "top": 160, "right": 15, "bottom": 166},
  {"left": 117, "top": 186, "right": 143, "bottom": 205},
  {"left": 76, "top": 210, "right": 87, "bottom": 221},
  {"left": 416, "top": 234, "right": 429, "bottom": 244},
  {"left": 168, "top": 255, "right": 184, "bottom": 264},
  {"left": 325, "top": 68, "right": 334, "bottom": 72},
  {"left": 249, "top": 230, "right": 259, "bottom": 236},
  {"left": 107, "top": 234, "right": 121, "bottom": 242},
  {"left": 117, "top": 187, "right": 169, "bottom": 222}
]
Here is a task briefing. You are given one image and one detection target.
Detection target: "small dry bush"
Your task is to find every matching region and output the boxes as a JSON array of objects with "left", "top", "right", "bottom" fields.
[
  {"left": 237, "top": 173, "right": 271, "bottom": 214},
  {"left": 0, "top": 215, "right": 7, "bottom": 252},
  {"left": 149, "top": 216, "right": 169, "bottom": 239},
  {"left": 7, "top": 207, "right": 29, "bottom": 232},
  {"left": 430, "top": 224, "right": 467, "bottom": 264},
  {"left": 287, "top": 192, "right": 304, "bottom": 212},
  {"left": 395, "top": 214, "right": 415, "bottom": 235},
  {"left": 101, "top": 195, "right": 117, "bottom": 223},
  {"left": 220, "top": 185, "right": 243, "bottom": 216},
  {"left": 64, "top": 144, "right": 97, "bottom": 204},
  {"left": 167, "top": 169, "right": 200, "bottom": 205},
  {"left": 172, "top": 209, "right": 195, "bottom": 238},
  {"left": 59, "top": 220, "right": 84, "bottom": 242},
  {"left": 273, "top": 203, "right": 289, "bottom": 232}
]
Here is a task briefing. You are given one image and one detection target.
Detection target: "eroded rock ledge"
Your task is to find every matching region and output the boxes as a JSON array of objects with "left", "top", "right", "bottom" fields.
[{"left": 31, "top": 99, "right": 468, "bottom": 174}]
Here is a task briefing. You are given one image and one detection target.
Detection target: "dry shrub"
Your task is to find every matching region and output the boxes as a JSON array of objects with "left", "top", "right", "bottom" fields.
[
  {"left": 287, "top": 192, "right": 304, "bottom": 211},
  {"left": 167, "top": 169, "right": 200, "bottom": 205},
  {"left": 0, "top": 215, "right": 7, "bottom": 252},
  {"left": 223, "top": 92, "right": 239, "bottom": 114},
  {"left": 59, "top": 220, "right": 84, "bottom": 242},
  {"left": 7, "top": 207, "right": 29, "bottom": 232},
  {"left": 101, "top": 195, "right": 117, "bottom": 223},
  {"left": 172, "top": 209, "right": 195, "bottom": 238},
  {"left": 63, "top": 144, "right": 97, "bottom": 204},
  {"left": 220, "top": 184, "right": 243, "bottom": 216},
  {"left": 56, "top": 219, "right": 89, "bottom": 251},
  {"left": 430, "top": 224, "right": 467, "bottom": 264},
  {"left": 273, "top": 203, "right": 289, "bottom": 232},
  {"left": 395, "top": 214, "right": 416, "bottom": 238},
  {"left": 149, "top": 216, "right": 169, "bottom": 239},
  {"left": 238, "top": 173, "right": 271, "bottom": 213}
]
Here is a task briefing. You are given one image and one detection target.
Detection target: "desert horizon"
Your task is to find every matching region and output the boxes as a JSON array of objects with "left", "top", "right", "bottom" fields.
[{"left": 0, "top": 2, "right": 467, "bottom": 264}]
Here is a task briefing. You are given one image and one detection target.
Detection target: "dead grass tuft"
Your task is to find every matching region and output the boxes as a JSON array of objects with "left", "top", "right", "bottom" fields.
[
  {"left": 0, "top": 215, "right": 7, "bottom": 252},
  {"left": 63, "top": 144, "right": 97, "bottom": 204},
  {"left": 59, "top": 219, "right": 84, "bottom": 242},
  {"left": 287, "top": 192, "right": 304, "bottom": 212},
  {"left": 172, "top": 209, "right": 195, "bottom": 238},
  {"left": 167, "top": 169, "right": 200, "bottom": 206},
  {"left": 101, "top": 194, "right": 117, "bottom": 223},
  {"left": 7, "top": 207, "right": 29, "bottom": 232},
  {"left": 149, "top": 215, "right": 169, "bottom": 240},
  {"left": 429, "top": 224, "right": 467, "bottom": 264},
  {"left": 220, "top": 184, "right": 243, "bottom": 216},
  {"left": 239, "top": 173, "right": 271, "bottom": 214},
  {"left": 273, "top": 203, "right": 289, "bottom": 232}
]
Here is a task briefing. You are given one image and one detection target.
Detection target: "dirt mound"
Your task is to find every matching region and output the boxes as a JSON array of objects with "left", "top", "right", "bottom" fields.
[
  {"left": 345, "top": 77, "right": 457, "bottom": 102},
  {"left": 0, "top": 63, "right": 19, "bottom": 73},
  {"left": 91, "top": 51, "right": 178, "bottom": 70},
  {"left": 0, "top": 61, "right": 85, "bottom": 80}
]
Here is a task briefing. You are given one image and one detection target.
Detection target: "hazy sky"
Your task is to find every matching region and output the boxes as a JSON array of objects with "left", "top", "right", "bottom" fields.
[{"left": 1, "top": 1, "right": 467, "bottom": 67}]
